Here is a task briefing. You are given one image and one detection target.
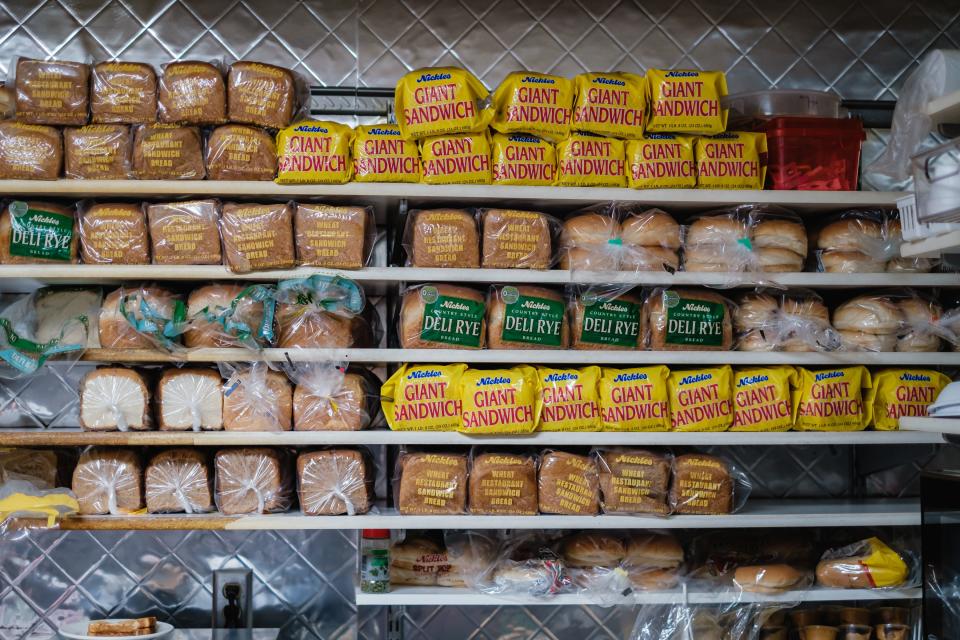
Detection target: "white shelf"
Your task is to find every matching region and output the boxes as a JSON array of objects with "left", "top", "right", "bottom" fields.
[
  {"left": 900, "top": 230, "right": 960, "bottom": 258},
  {"left": 927, "top": 89, "right": 960, "bottom": 127},
  {"left": 354, "top": 586, "right": 922, "bottom": 606},
  {"left": 900, "top": 416, "right": 960, "bottom": 435}
]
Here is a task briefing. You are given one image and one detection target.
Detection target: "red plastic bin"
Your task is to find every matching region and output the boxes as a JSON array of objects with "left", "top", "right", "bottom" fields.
[{"left": 760, "top": 116, "right": 865, "bottom": 191}]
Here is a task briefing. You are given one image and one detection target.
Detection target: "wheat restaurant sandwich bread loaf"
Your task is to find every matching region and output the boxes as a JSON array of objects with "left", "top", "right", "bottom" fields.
[
  {"left": 295, "top": 204, "right": 370, "bottom": 269},
  {"left": 80, "top": 203, "right": 149, "bottom": 264},
  {"left": 221, "top": 202, "right": 296, "bottom": 273},
  {"left": 158, "top": 368, "right": 223, "bottom": 431},
  {"left": 79, "top": 367, "right": 152, "bottom": 432},
  {"left": 215, "top": 447, "right": 292, "bottom": 514},
  {"left": 400, "top": 284, "right": 486, "bottom": 349},
  {"left": 0, "top": 122, "right": 62, "bottom": 179},
  {"left": 469, "top": 452, "right": 538, "bottom": 515},
  {"left": 72, "top": 448, "right": 143, "bottom": 515},
  {"left": 15, "top": 58, "right": 90, "bottom": 126},
  {"left": 63, "top": 124, "right": 132, "bottom": 180},
  {"left": 227, "top": 61, "right": 297, "bottom": 129},
  {"left": 145, "top": 448, "right": 213, "bottom": 514},
  {"left": 297, "top": 449, "right": 374, "bottom": 515},
  {"left": 147, "top": 199, "right": 222, "bottom": 265},
  {"left": 538, "top": 450, "right": 599, "bottom": 515},
  {"left": 223, "top": 368, "right": 293, "bottom": 431},
  {"left": 597, "top": 448, "right": 670, "bottom": 514},
  {"left": 206, "top": 124, "right": 277, "bottom": 181},
  {"left": 669, "top": 453, "right": 734, "bottom": 514},
  {"left": 408, "top": 209, "right": 480, "bottom": 267},
  {"left": 398, "top": 452, "right": 468, "bottom": 514},
  {"left": 158, "top": 61, "right": 226, "bottom": 125},
  {"left": 0, "top": 201, "right": 78, "bottom": 263},
  {"left": 132, "top": 124, "right": 204, "bottom": 179},
  {"left": 480, "top": 209, "right": 553, "bottom": 269},
  {"left": 487, "top": 285, "right": 569, "bottom": 349},
  {"left": 91, "top": 61, "right": 157, "bottom": 124}
]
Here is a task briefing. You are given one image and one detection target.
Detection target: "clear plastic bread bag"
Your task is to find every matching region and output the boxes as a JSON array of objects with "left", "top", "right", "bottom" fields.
[
  {"left": 71, "top": 447, "right": 143, "bottom": 515},
  {"left": 393, "top": 448, "right": 468, "bottom": 515},
  {"left": 667, "top": 453, "right": 752, "bottom": 515},
  {"left": 78, "top": 201, "right": 149, "bottom": 263},
  {"left": 389, "top": 533, "right": 449, "bottom": 586},
  {"left": 219, "top": 361, "right": 292, "bottom": 431},
  {"left": 0, "top": 448, "right": 76, "bottom": 538},
  {"left": 815, "top": 536, "right": 916, "bottom": 589},
  {"left": 467, "top": 448, "right": 538, "bottom": 515},
  {"left": 11, "top": 56, "right": 91, "bottom": 126},
  {"left": 103, "top": 284, "right": 187, "bottom": 352},
  {"left": 273, "top": 274, "right": 366, "bottom": 348},
  {"left": 893, "top": 289, "right": 957, "bottom": 351},
  {"left": 560, "top": 204, "right": 681, "bottom": 274},
  {"left": 157, "top": 59, "right": 227, "bottom": 125},
  {"left": 284, "top": 361, "right": 379, "bottom": 431},
  {"left": 402, "top": 208, "right": 481, "bottom": 268},
  {"left": 214, "top": 447, "right": 293, "bottom": 515},
  {"left": 185, "top": 283, "right": 276, "bottom": 351},
  {"left": 733, "top": 289, "right": 840, "bottom": 352},
  {"left": 832, "top": 288, "right": 954, "bottom": 352},
  {"left": 397, "top": 283, "right": 487, "bottom": 350},
  {"left": 644, "top": 287, "right": 735, "bottom": 351},
  {"left": 296, "top": 448, "right": 374, "bottom": 516},
  {"left": 440, "top": 530, "right": 500, "bottom": 588},
  {"left": 558, "top": 531, "right": 634, "bottom": 604},
  {"left": 477, "top": 208, "right": 562, "bottom": 269},
  {"left": 593, "top": 448, "right": 672, "bottom": 516},
  {"left": 144, "top": 449, "right": 213, "bottom": 514},
  {"left": 481, "top": 531, "right": 572, "bottom": 599},
  {"left": 294, "top": 204, "right": 377, "bottom": 270},
  {"left": 812, "top": 209, "right": 907, "bottom": 273}
]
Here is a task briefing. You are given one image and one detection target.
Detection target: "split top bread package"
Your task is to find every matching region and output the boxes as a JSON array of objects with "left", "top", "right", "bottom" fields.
[
  {"left": 394, "top": 67, "right": 494, "bottom": 139},
  {"left": 794, "top": 366, "right": 873, "bottom": 431},
  {"left": 382, "top": 364, "right": 467, "bottom": 431},
  {"left": 645, "top": 69, "right": 728, "bottom": 134},
  {"left": 491, "top": 71, "right": 574, "bottom": 142},
  {"left": 572, "top": 72, "right": 646, "bottom": 139},
  {"left": 459, "top": 365, "right": 540, "bottom": 434}
]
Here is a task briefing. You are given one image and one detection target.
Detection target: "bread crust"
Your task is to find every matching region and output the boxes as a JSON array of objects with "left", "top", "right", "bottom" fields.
[
  {"left": 185, "top": 283, "right": 268, "bottom": 348},
  {"left": 645, "top": 288, "right": 732, "bottom": 351},
  {"left": 397, "top": 452, "right": 467, "bottom": 514},
  {"left": 597, "top": 448, "right": 670, "bottom": 514},
  {"left": 16, "top": 59, "right": 90, "bottom": 125},
  {"left": 98, "top": 286, "right": 178, "bottom": 349},
  {"left": 132, "top": 124, "right": 205, "bottom": 179},
  {"left": 64, "top": 125, "right": 132, "bottom": 180},
  {"left": 487, "top": 285, "right": 569, "bottom": 350},
  {"left": 537, "top": 451, "right": 598, "bottom": 515},
  {"left": 206, "top": 124, "right": 277, "bottom": 181},
  {"left": 669, "top": 453, "right": 733, "bottom": 514},
  {"left": 400, "top": 284, "right": 486, "bottom": 349},
  {"left": 214, "top": 447, "right": 291, "bottom": 514},
  {"left": 620, "top": 210, "right": 680, "bottom": 249},
  {"left": 158, "top": 61, "right": 226, "bottom": 125},
  {"left": 0, "top": 201, "right": 77, "bottom": 264},
  {"left": 222, "top": 369, "right": 292, "bottom": 431},
  {"left": 293, "top": 373, "right": 369, "bottom": 431},
  {"left": 297, "top": 449, "right": 373, "bottom": 515},
  {"left": 832, "top": 296, "right": 903, "bottom": 334},
  {"left": 571, "top": 291, "right": 643, "bottom": 350},
  {"left": 72, "top": 448, "right": 143, "bottom": 515},
  {"left": 221, "top": 202, "right": 296, "bottom": 272},
  {"left": 147, "top": 199, "right": 221, "bottom": 265}
]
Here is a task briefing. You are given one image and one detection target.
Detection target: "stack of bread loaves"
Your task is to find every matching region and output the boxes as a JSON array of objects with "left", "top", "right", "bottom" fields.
[{"left": 832, "top": 294, "right": 903, "bottom": 352}]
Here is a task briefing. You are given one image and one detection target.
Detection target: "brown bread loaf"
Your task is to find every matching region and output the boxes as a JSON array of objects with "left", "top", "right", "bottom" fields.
[
  {"left": 185, "top": 284, "right": 268, "bottom": 348},
  {"left": 158, "top": 61, "right": 226, "bottom": 125},
  {"left": 79, "top": 367, "right": 152, "bottom": 431},
  {"left": 669, "top": 453, "right": 733, "bottom": 514},
  {"left": 275, "top": 304, "right": 359, "bottom": 348},
  {"left": 16, "top": 58, "right": 90, "bottom": 125},
  {"left": 64, "top": 124, "right": 133, "bottom": 179},
  {"left": 645, "top": 288, "right": 732, "bottom": 351},
  {"left": 222, "top": 368, "right": 293, "bottom": 431},
  {"left": 469, "top": 452, "right": 537, "bottom": 515},
  {"left": 538, "top": 450, "right": 599, "bottom": 515},
  {"left": 293, "top": 373, "right": 370, "bottom": 431},
  {"left": 72, "top": 448, "right": 143, "bottom": 515},
  {"left": 0, "top": 122, "right": 62, "bottom": 179},
  {"left": 220, "top": 202, "right": 296, "bottom": 272},
  {"left": 294, "top": 204, "right": 370, "bottom": 269},
  {"left": 570, "top": 291, "right": 644, "bottom": 350},
  {"left": 596, "top": 448, "right": 670, "bottom": 514},
  {"left": 397, "top": 452, "right": 468, "bottom": 514},
  {"left": 80, "top": 203, "right": 149, "bottom": 264},
  {"left": 157, "top": 368, "right": 223, "bottom": 431},
  {"left": 0, "top": 201, "right": 78, "bottom": 264},
  {"left": 399, "top": 284, "right": 486, "bottom": 349},
  {"left": 147, "top": 199, "right": 222, "bottom": 265},
  {"left": 214, "top": 448, "right": 291, "bottom": 514},
  {"left": 487, "top": 285, "right": 569, "bottom": 349},
  {"left": 91, "top": 61, "right": 157, "bottom": 124},
  {"left": 132, "top": 124, "right": 204, "bottom": 179},
  {"left": 480, "top": 209, "right": 553, "bottom": 269},
  {"left": 98, "top": 286, "right": 180, "bottom": 349},
  {"left": 206, "top": 124, "right": 277, "bottom": 181},
  {"left": 296, "top": 449, "right": 374, "bottom": 515},
  {"left": 145, "top": 448, "right": 213, "bottom": 513},
  {"left": 408, "top": 209, "right": 480, "bottom": 267},
  {"left": 227, "top": 61, "right": 296, "bottom": 129},
  {"left": 390, "top": 537, "right": 449, "bottom": 586}
]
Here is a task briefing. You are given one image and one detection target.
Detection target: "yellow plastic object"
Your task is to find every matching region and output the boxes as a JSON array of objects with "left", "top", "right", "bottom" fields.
[
  {"left": 730, "top": 367, "right": 797, "bottom": 431},
  {"left": 394, "top": 67, "right": 494, "bottom": 139},
  {"left": 667, "top": 366, "right": 734, "bottom": 431},
  {"left": 555, "top": 133, "right": 626, "bottom": 187},
  {"left": 572, "top": 72, "right": 646, "bottom": 139},
  {"left": 794, "top": 367, "right": 873, "bottom": 431},
  {"left": 459, "top": 365, "right": 541, "bottom": 434},
  {"left": 868, "top": 369, "right": 950, "bottom": 430},
  {"left": 856, "top": 537, "right": 910, "bottom": 587},
  {"left": 491, "top": 132, "right": 556, "bottom": 185},
  {"left": 695, "top": 131, "right": 768, "bottom": 190},
  {"left": 419, "top": 131, "right": 492, "bottom": 185},
  {"left": 625, "top": 134, "right": 696, "bottom": 189},
  {"left": 598, "top": 366, "right": 670, "bottom": 431},
  {"left": 352, "top": 124, "right": 420, "bottom": 183},
  {"left": 275, "top": 120, "right": 353, "bottom": 184},
  {"left": 491, "top": 71, "right": 574, "bottom": 142},
  {"left": 382, "top": 364, "right": 467, "bottom": 431},
  {"left": 536, "top": 366, "right": 601, "bottom": 432},
  {"left": 645, "top": 69, "right": 728, "bottom": 134}
]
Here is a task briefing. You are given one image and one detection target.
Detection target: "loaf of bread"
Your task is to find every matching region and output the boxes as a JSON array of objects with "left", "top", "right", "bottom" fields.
[
  {"left": 80, "top": 203, "right": 149, "bottom": 264},
  {"left": 391, "top": 537, "right": 449, "bottom": 586},
  {"left": 158, "top": 61, "right": 226, "bottom": 125},
  {"left": 132, "top": 124, "right": 205, "bottom": 179},
  {"left": 0, "top": 86, "right": 12, "bottom": 119},
  {"left": 570, "top": 291, "right": 643, "bottom": 350},
  {"left": 276, "top": 306, "right": 368, "bottom": 349},
  {"left": 0, "top": 201, "right": 78, "bottom": 264},
  {"left": 0, "top": 122, "right": 62, "bottom": 179},
  {"left": 538, "top": 451, "right": 599, "bottom": 515},
  {"left": 72, "top": 448, "right": 143, "bottom": 515},
  {"left": 185, "top": 283, "right": 269, "bottom": 348},
  {"left": 16, "top": 58, "right": 90, "bottom": 125},
  {"left": 223, "top": 367, "right": 293, "bottom": 431},
  {"left": 64, "top": 124, "right": 133, "bottom": 179},
  {"left": 294, "top": 204, "right": 370, "bottom": 269},
  {"left": 645, "top": 288, "right": 732, "bottom": 351},
  {"left": 559, "top": 212, "right": 620, "bottom": 270},
  {"left": 596, "top": 448, "right": 670, "bottom": 514},
  {"left": 669, "top": 453, "right": 733, "bottom": 514},
  {"left": 214, "top": 447, "right": 292, "bottom": 514},
  {"left": 297, "top": 449, "right": 374, "bottom": 515},
  {"left": 206, "top": 124, "right": 277, "bottom": 181},
  {"left": 294, "top": 372, "right": 371, "bottom": 431},
  {"left": 408, "top": 209, "right": 480, "bottom": 267},
  {"left": 91, "top": 61, "right": 157, "bottom": 124},
  {"left": 158, "top": 368, "right": 223, "bottom": 431},
  {"left": 0, "top": 449, "right": 58, "bottom": 488},
  {"left": 98, "top": 286, "right": 180, "bottom": 349},
  {"left": 79, "top": 367, "right": 152, "bottom": 431},
  {"left": 487, "top": 285, "right": 569, "bottom": 349},
  {"left": 220, "top": 202, "right": 296, "bottom": 272},
  {"left": 145, "top": 448, "right": 213, "bottom": 513},
  {"left": 480, "top": 209, "right": 553, "bottom": 269},
  {"left": 227, "top": 61, "right": 296, "bottom": 129},
  {"left": 397, "top": 452, "right": 468, "bottom": 514},
  {"left": 147, "top": 199, "right": 222, "bottom": 265},
  {"left": 469, "top": 452, "right": 537, "bottom": 515},
  {"left": 399, "top": 284, "right": 486, "bottom": 349},
  {"left": 34, "top": 287, "right": 102, "bottom": 349}
]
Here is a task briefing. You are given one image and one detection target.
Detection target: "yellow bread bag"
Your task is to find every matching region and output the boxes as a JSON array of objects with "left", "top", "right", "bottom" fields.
[
  {"left": 491, "top": 132, "right": 556, "bottom": 185},
  {"left": 537, "top": 366, "right": 601, "bottom": 432},
  {"left": 695, "top": 132, "right": 768, "bottom": 190},
  {"left": 460, "top": 365, "right": 541, "bottom": 434},
  {"left": 572, "top": 72, "right": 646, "bottom": 139},
  {"left": 420, "top": 131, "right": 492, "bottom": 185},
  {"left": 668, "top": 366, "right": 734, "bottom": 431},
  {"left": 794, "top": 367, "right": 872, "bottom": 431},
  {"left": 646, "top": 69, "right": 728, "bottom": 134},
  {"left": 599, "top": 366, "right": 670, "bottom": 431},
  {"left": 275, "top": 120, "right": 353, "bottom": 184},
  {"left": 491, "top": 71, "right": 573, "bottom": 142},
  {"left": 626, "top": 134, "right": 696, "bottom": 189},
  {"left": 555, "top": 133, "right": 626, "bottom": 188},
  {"left": 395, "top": 67, "right": 493, "bottom": 139},
  {"left": 869, "top": 368, "right": 950, "bottom": 430},
  {"left": 731, "top": 367, "right": 797, "bottom": 432},
  {"left": 382, "top": 364, "right": 467, "bottom": 431},
  {"left": 352, "top": 124, "right": 420, "bottom": 183}
]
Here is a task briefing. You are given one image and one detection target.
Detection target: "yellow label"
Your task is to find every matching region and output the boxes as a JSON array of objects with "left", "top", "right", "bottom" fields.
[
  {"left": 491, "top": 132, "right": 556, "bottom": 185},
  {"left": 275, "top": 120, "right": 353, "bottom": 185},
  {"left": 794, "top": 367, "right": 872, "bottom": 431},
  {"left": 536, "top": 366, "right": 601, "bottom": 432},
  {"left": 491, "top": 71, "right": 573, "bottom": 142},
  {"left": 626, "top": 134, "right": 696, "bottom": 188},
  {"left": 868, "top": 368, "right": 949, "bottom": 430},
  {"left": 645, "top": 69, "right": 728, "bottom": 134},
  {"left": 459, "top": 365, "right": 541, "bottom": 434},
  {"left": 572, "top": 72, "right": 646, "bottom": 139},
  {"left": 731, "top": 367, "right": 797, "bottom": 431},
  {"left": 858, "top": 537, "right": 909, "bottom": 587},
  {"left": 419, "top": 131, "right": 492, "bottom": 185},
  {"left": 394, "top": 67, "right": 494, "bottom": 140},
  {"left": 599, "top": 366, "right": 670, "bottom": 431},
  {"left": 668, "top": 366, "right": 734, "bottom": 431},
  {"left": 352, "top": 124, "right": 420, "bottom": 183},
  {"left": 555, "top": 133, "right": 626, "bottom": 187},
  {"left": 382, "top": 364, "right": 467, "bottom": 431},
  {"left": 695, "top": 131, "right": 768, "bottom": 190}
]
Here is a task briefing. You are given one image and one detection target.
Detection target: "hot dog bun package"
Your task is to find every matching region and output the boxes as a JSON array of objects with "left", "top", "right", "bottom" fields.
[
  {"left": 352, "top": 124, "right": 420, "bottom": 183},
  {"left": 536, "top": 366, "right": 601, "bottom": 432},
  {"left": 794, "top": 366, "right": 872, "bottom": 431},
  {"left": 572, "top": 72, "right": 646, "bottom": 139},
  {"left": 491, "top": 132, "right": 556, "bottom": 186},
  {"left": 275, "top": 120, "right": 353, "bottom": 184},
  {"left": 816, "top": 537, "right": 911, "bottom": 589},
  {"left": 695, "top": 132, "right": 768, "bottom": 190},
  {"left": 382, "top": 364, "right": 467, "bottom": 431},
  {"left": 556, "top": 133, "right": 626, "bottom": 187},
  {"left": 491, "top": 71, "right": 573, "bottom": 142},
  {"left": 668, "top": 366, "right": 734, "bottom": 432},
  {"left": 459, "top": 365, "right": 540, "bottom": 434},
  {"left": 730, "top": 367, "right": 797, "bottom": 432},
  {"left": 645, "top": 69, "right": 728, "bottom": 134},
  {"left": 599, "top": 366, "right": 670, "bottom": 431},
  {"left": 869, "top": 368, "right": 949, "bottom": 430},
  {"left": 419, "top": 131, "right": 492, "bottom": 185},
  {"left": 395, "top": 67, "right": 494, "bottom": 140},
  {"left": 626, "top": 134, "right": 696, "bottom": 189}
]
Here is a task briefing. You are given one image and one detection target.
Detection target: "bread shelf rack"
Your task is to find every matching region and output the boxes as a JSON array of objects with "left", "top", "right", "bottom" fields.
[
  {"left": 900, "top": 230, "right": 960, "bottom": 258},
  {"left": 927, "top": 89, "right": 960, "bottom": 127},
  {"left": 899, "top": 417, "right": 960, "bottom": 436},
  {"left": 353, "top": 586, "right": 922, "bottom": 606}
]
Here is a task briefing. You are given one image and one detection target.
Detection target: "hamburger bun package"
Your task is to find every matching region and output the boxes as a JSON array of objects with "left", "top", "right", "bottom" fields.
[
  {"left": 275, "top": 120, "right": 353, "bottom": 185},
  {"left": 394, "top": 67, "right": 494, "bottom": 139},
  {"left": 459, "top": 365, "right": 541, "bottom": 435},
  {"left": 536, "top": 366, "right": 601, "bottom": 432},
  {"left": 667, "top": 366, "right": 734, "bottom": 432},
  {"left": 491, "top": 71, "right": 574, "bottom": 142},
  {"left": 419, "top": 131, "right": 492, "bottom": 185},
  {"left": 598, "top": 366, "right": 670, "bottom": 431},
  {"left": 645, "top": 69, "right": 728, "bottom": 134},
  {"left": 626, "top": 134, "right": 696, "bottom": 189},
  {"left": 353, "top": 124, "right": 420, "bottom": 183},
  {"left": 868, "top": 368, "right": 950, "bottom": 430},
  {"left": 572, "top": 72, "right": 646, "bottom": 139},
  {"left": 794, "top": 367, "right": 873, "bottom": 431},
  {"left": 382, "top": 364, "right": 467, "bottom": 431},
  {"left": 491, "top": 133, "right": 556, "bottom": 186},
  {"left": 555, "top": 133, "right": 626, "bottom": 187}
]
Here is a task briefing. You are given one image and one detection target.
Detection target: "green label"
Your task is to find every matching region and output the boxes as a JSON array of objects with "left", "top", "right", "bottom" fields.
[
  {"left": 8, "top": 202, "right": 73, "bottom": 261},
  {"left": 361, "top": 549, "right": 390, "bottom": 582},
  {"left": 420, "top": 287, "right": 484, "bottom": 347},
  {"left": 665, "top": 297, "right": 725, "bottom": 347},
  {"left": 580, "top": 298, "right": 640, "bottom": 347},
  {"left": 501, "top": 292, "right": 564, "bottom": 346}
]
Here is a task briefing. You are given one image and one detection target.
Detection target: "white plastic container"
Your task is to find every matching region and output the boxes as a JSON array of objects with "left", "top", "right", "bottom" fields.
[{"left": 913, "top": 138, "right": 960, "bottom": 224}]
